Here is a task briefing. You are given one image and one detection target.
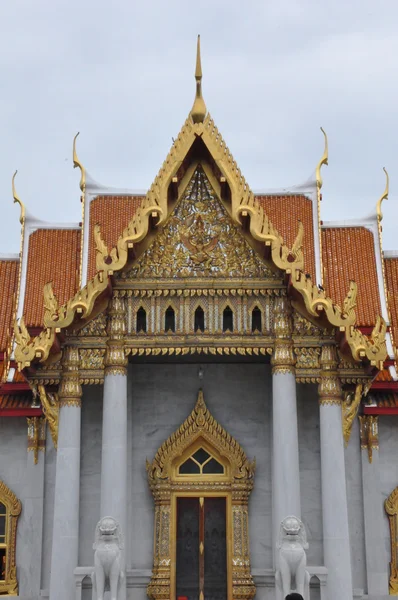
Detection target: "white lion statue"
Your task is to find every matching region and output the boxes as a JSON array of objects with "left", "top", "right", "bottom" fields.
[
  {"left": 275, "top": 515, "right": 310, "bottom": 600},
  {"left": 92, "top": 516, "right": 125, "bottom": 600}
]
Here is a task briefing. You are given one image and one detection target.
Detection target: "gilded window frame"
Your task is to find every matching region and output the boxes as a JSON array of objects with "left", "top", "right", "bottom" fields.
[{"left": 0, "top": 481, "right": 21, "bottom": 596}]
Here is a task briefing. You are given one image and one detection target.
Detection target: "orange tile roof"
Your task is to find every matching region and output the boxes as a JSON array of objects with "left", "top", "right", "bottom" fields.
[
  {"left": 87, "top": 195, "right": 143, "bottom": 280},
  {"left": 385, "top": 257, "right": 398, "bottom": 347},
  {"left": 0, "top": 259, "right": 19, "bottom": 351},
  {"left": 322, "top": 227, "right": 381, "bottom": 327},
  {"left": 375, "top": 368, "right": 393, "bottom": 382},
  {"left": 256, "top": 195, "right": 316, "bottom": 279},
  {"left": 24, "top": 229, "right": 81, "bottom": 327},
  {"left": 375, "top": 393, "right": 398, "bottom": 408},
  {"left": 0, "top": 394, "right": 32, "bottom": 409}
]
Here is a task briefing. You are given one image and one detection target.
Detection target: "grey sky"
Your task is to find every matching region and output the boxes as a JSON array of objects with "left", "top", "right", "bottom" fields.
[{"left": 1, "top": 0, "right": 397, "bottom": 254}]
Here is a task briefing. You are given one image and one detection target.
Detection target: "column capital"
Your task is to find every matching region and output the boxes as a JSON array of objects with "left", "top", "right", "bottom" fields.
[
  {"left": 318, "top": 343, "right": 342, "bottom": 405},
  {"left": 271, "top": 295, "right": 295, "bottom": 375},
  {"left": 105, "top": 295, "right": 128, "bottom": 376},
  {"left": 58, "top": 346, "right": 82, "bottom": 407}
]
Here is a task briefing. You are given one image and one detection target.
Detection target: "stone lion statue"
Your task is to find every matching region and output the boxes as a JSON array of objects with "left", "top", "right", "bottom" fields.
[
  {"left": 92, "top": 516, "right": 125, "bottom": 600},
  {"left": 275, "top": 515, "right": 310, "bottom": 600}
]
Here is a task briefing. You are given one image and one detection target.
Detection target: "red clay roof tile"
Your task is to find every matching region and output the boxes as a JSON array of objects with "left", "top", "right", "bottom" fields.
[
  {"left": 87, "top": 196, "right": 143, "bottom": 280},
  {"left": 24, "top": 229, "right": 81, "bottom": 327},
  {"left": 385, "top": 257, "right": 398, "bottom": 347},
  {"left": 322, "top": 227, "right": 381, "bottom": 327},
  {"left": 0, "top": 259, "right": 19, "bottom": 351},
  {"left": 256, "top": 195, "right": 316, "bottom": 280}
]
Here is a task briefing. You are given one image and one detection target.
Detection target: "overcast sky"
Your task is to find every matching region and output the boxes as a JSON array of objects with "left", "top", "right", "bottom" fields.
[{"left": 1, "top": 0, "right": 397, "bottom": 255}]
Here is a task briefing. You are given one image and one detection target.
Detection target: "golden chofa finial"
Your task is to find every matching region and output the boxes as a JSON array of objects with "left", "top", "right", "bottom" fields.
[
  {"left": 190, "top": 35, "right": 207, "bottom": 124},
  {"left": 73, "top": 132, "right": 86, "bottom": 192},
  {"left": 376, "top": 167, "right": 389, "bottom": 222},
  {"left": 315, "top": 127, "right": 328, "bottom": 190},
  {"left": 12, "top": 170, "right": 25, "bottom": 224}
]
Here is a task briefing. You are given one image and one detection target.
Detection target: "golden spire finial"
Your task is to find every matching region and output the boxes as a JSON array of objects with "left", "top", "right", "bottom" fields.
[
  {"left": 315, "top": 127, "right": 328, "bottom": 190},
  {"left": 190, "top": 35, "right": 207, "bottom": 124},
  {"left": 73, "top": 132, "right": 86, "bottom": 192},
  {"left": 315, "top": 127, "right": 329, "bottom": 190},
  {"left": 12, "top": 170, "right": 25, "bottom": 224},
  {"left": 376, "top": 167, "right": 389, "bottom": 222}
]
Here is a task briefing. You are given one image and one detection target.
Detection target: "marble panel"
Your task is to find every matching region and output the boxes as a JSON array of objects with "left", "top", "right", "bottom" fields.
[
  {"left": 129, "top": 363, "right": 273, "bottom": 571},
  {"left": 297, "top": 383, "right": 323, "bottom": 566},
  {"left": 78, "top": 385, "right": 102, "bottom": 565},
  {"left": 40, "top": 426, "right": 56, "bottom": 590},
  {"left": 344, "top": 418, "right": 366, "bottom": 591},
  {"left": 378, "top": 415, "right": 398, "bottom": 583}
]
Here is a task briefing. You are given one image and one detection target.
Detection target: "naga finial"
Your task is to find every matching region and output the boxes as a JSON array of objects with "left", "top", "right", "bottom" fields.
[
  {"left": 73, "top": 132, "right": 86, "bottom": 192},
  {"left": 12, "top": 170, "right": 25, "bottom": 224},
  {"left": 315, "top": 127, "right": 328, "bottom": 190},
  {"left": 190, "top": 35, "right": 207, "bottom": 124},
  {"left": 376, "top": 167, "right": 389, "bottom": 222}
]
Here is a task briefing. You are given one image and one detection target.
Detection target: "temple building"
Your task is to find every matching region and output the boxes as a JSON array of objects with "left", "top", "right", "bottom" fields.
[{"left": 1, "top": 37, "right": 398, "bottom": 600}]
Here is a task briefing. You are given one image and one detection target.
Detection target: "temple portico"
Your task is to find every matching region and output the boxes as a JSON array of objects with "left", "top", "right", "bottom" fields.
[{"left": 2, "top": 37, "right": 395, "bottom": 600}]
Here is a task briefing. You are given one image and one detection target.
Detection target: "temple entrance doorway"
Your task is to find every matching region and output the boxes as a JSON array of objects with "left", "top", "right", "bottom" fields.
[
  {"left": 146, "top": 391, "right": 256, "bottom": 600},
  {"left": 176, "top": 495, "right": 228, "bottom": 600}
]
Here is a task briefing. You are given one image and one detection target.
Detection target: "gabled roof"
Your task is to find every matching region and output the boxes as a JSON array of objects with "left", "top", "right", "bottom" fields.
[{"left": 11, "top": 38, "right": 387, "bottom": 372}]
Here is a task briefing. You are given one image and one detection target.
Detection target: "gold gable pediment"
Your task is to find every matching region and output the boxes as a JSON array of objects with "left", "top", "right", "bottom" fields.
[
  {"left": 146, "top": 389, "right": 255, "bottom": 494},
  {"left": 120, "top": 166, "right": 276, "bottom": 282}
]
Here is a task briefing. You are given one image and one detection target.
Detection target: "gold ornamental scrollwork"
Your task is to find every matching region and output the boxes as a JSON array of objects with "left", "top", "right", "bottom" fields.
[
  {"left": 146, "top": 390, "right": 256, "bottom": 600},
  {"left": 37, "top": 384, "right": 59, "bottom": 449},
  {"left": 342, "top": 384, "right": 363, "bottom": 446},
  {"left": 385, "top": 486, "right": 398, "bottom": 594},
  {"left": 0, "top": 480, "right": 22, "bottom": 596}
]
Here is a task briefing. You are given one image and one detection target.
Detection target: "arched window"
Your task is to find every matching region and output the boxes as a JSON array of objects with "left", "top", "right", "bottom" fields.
[
  {"left": 0, "top": 481, "right": 21, "bottom": 595},
  {"left": 179, "top": 447, "right": 225, "bottom": 475},
  {"left": 136, "top": 307, "right": 147, "bottom": 333},
  {"left": 251, "top": 306, "right": 262, "bottom": 333},
  {"left": 223, "top": 306, "right": 233, "bottom": 332},
  {"left": 194, "top": 306, "right": 205, "bottom": 333},
  {"left": 165, "top": 306, "right": 175, "bottom": 333}
]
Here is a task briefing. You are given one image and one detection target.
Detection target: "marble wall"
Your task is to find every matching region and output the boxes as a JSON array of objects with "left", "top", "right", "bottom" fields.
[
  {"left": 345, "top": 418, "right": 366, "bottom": 592},
  {"left": 297, "top": 383, "right": 323, "bottom": 566},
  {"left": 379, "top": 415, "right": 398, "bottom": 580},
  {"left": 129, "top": 362, "right": 273, "bottom": 571}
]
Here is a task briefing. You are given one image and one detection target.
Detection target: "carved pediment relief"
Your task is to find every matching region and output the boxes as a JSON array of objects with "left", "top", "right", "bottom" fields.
[{"left": 120, "top": 166, "right": 276, "bottom": 281}]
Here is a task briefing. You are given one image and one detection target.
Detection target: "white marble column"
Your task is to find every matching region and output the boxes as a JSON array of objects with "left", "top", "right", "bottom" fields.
[
  {"left": 271, "top": 296, "right": 301, "bottom": 555},
  {"left": 49, "top": 346, "right": 82, "bottom": 600},
  {"left": 100, "top": 295, "right": 128, "bottom": 598},
  {"left": 318, "top": 344, "right": 353, "bottom": 600},
  {"left": 359, "top": 415, "right": 389, "bottom": 599}
]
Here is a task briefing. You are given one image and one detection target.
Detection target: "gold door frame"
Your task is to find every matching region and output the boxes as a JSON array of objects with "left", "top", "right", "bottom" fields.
[{"left": 146, "top": 390, "right": 256, "bottom": 600}]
